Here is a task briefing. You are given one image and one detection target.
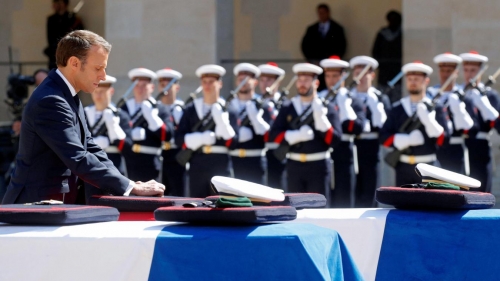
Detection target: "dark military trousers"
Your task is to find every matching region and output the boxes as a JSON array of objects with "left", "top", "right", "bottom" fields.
[
  {"left": 354, "top": 139, "right": 379, "bottom": 207},
  {"left": 127, "top": 153, "right": 160, "bottom": 182},
  {"left": 332, "top": 141, "right": 355, "bottom": 208},
  {"left": 161, "top": 148, "right": 186, "bottom": 196},
  {"left": 437, "top": 144, "right": 464, "bottom": 174},
  {"left": 231, "top": 156, "right": 265, "bottom": 184},
  {"left": 188, "top": 153, "right": 230, "bottom": 198},
  {"left": 467, "top": 139, "right": 492, "bottom": 193},
  {"left": 286, "top": 158, "right": 331, "bottom": 207},
  {"left": 266, "top": 149, "right": 285, "bottom": 189}
]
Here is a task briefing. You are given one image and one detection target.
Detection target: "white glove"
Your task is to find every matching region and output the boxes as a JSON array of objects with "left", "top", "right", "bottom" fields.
[
  {"left": 103, "top": 109, "right": 126, "bottom": 142},
  {"left": 337, "top": 92, "right": 357, "bottom": 122},
  {"left": 366, "top": 95, "right": 387, "bottom": 128},
  {"left": 131, "top": 127, "right": 146, "bottom": 141},
  {"left": 246, "top": 101, "right": 270, "bottom": 135},
  {"left": 211, "top": 103, "right": 235, "bottom": 140},
  {"left": 311, "top": 98, "right": 332, "bottom": 132},
  {"left": 238, "top": 126, "right": 253, "bottom": 143},
  {"left": 141, "top": 101, "right": 164, "bottom": 131},
  {"left": 447, "top": 94, "right": 473, "bottom": 131},
  {"left": 284, "top": 125, "right": 314, "bottom": 145},
  {"left": 93, "top": 136, "right": 110, "bottom": 150},
  {"left": 393, "top": 130, "right": 424, "bottom": 150},
  {"left": 416, "top": 103, "right": 444, "bottom": 138},
  {"left": 184, "top": 131, "right": 216, "bottom": 150},
  {"left": 470, "top": 89, "right": 499, "bottom": 121}
]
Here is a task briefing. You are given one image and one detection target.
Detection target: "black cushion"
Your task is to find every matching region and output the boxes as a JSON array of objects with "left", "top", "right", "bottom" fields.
[
  {"left": 154, "top": 206, "right": 297, "bottom": 224},
  {"left": 376, "top": 187, "right": 496, "bottom": 209},
  {"left": 88, "top": 195, "right": 206, "bottom": 212},
  {"left": 206, "top": 193, "right": 326, "bottom": 209},
  {"left": 0, "top": 204, "right": 119, "bottom": 225}
]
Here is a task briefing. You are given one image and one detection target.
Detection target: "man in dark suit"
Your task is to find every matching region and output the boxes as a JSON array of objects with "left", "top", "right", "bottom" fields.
[
  {"left": 301, "top": 3, "right": 347, "bottom": 91},
  {"left": 3, "top": 30, "right": 165, "bottom": 204}
]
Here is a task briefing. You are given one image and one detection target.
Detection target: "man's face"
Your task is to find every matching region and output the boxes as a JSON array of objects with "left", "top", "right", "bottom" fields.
[
  {"left": 74, "top": 45, "right": 108, "bottom": 94},
  {"left": 201, "top": 76, "right": 222, "bottom": 96},
  {"left": 91, "top": 85, "right": 113, "bottom": 105},
  {"left": 158, "top": 78, "right": 180, "bottom": 98},
  {"left": 317, "top": 7, "right": 329, "bottom": 22},
  {"left": 34, "top": 72, "right": 48, "bottom": 87},
  {"left": 258, "top": 75, "right": 278, "bottom": 94},
  {"left": 438, "top": 64, "right": 456, "bottom": 85},
  {"left": 133, "top": 77, "right": 155, "bottom": 101},
  {"left": 352, "top": 65, "right": 375, "bottom": 88},
  {"left": 405, "top": 73, "right": 429, "bottom": 95},
  {"left": 463, "top": 63, "right": 481, "bottom": 82},
  {"left": 236, "top": 73, "right": 257, "bottom": 100},
  {"left": 296, "top": 74, "right": 317, "bottom": 96},
  {"left": 324, "top": 69, "right": 342, "bottom": 88}
]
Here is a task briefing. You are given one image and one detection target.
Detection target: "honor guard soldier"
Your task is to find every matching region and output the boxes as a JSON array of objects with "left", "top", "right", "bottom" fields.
[
  {"left": 83, "top": 75, "right": 133, "bottom": 202},
  {"left": 229, "top": 63, "right": 271, "bottom": 184},
  {"left": 258, "top": 62, "right": 286, "bottom": 189},
  {"left": 380, "top": 62, "right": 447, "bottom": 186},
  {"left": 175, "top": 65, "right": 238, "bottom": 198},
  {"left": 349, "top": 56, "right": 391, "bottom": 207},
  {"left": 121, "top": 68, "right": 174, "bottom": 182},
  {"left": 269, "top": 63, "right": 341, "bottom": 203},
  {"left": 156, "top": 68, "right": 186, "bottom": 196},
  {"left": 319, "top": 56, "right": 367, "bottom": 207},
  {"left": 459, "top": 51, "right": 500, "bottom": 192},
  {"left": 431, "top": 53, "right": 474, "bottom": 174}
]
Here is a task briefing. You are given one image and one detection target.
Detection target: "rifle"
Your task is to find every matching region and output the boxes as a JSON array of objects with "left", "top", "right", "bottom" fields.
[
  {"left": 240, "top": 76, "right": 283, "bottom": 128},
  {"left": 131, "top": 77, "right": 178, "bottom": 128},
  {"left": 348, "top": 64, "right": 371, "bottom": 90},
  {"left": 184, "top": 86, "right": 202, "bottom": 107},
  {"left": 275, "top": 75, "right": 298, "bottom": 110},
  {"left": 454, "top": 64, "right": 488, "bottom": 100},
  {"left": 483, "top": 67, "right": 500, "bottom": 88},
  {"left": 273, "top": 71, "right": 350, "bottom": 161},
  {"left": 384, "top": 70, "right": 459, "bottom": 168},
  {"left": 93, "top": 80, "right": 137, "bottom": 136},
  {"left": 175, "top": 76, "right": 250, "bottom": 166}
]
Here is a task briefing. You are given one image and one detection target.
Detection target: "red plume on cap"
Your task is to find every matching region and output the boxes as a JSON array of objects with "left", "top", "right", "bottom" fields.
[
  {"left": 164, "top": 68, "right": 172, "bottom": 70},
  {"left": 469, "top": 50, "right": 479, "bottom": 54},
  {"left": 413, "top": 60, "right": 423, "bottom": 63},
  {"left": 267, "top": 62, "right": 278, "bottom": 67},
  {"left": 329, "top": 55, "right": 340, "bottom": 59},
  {"left": 444, "top": 52, "right": 451, "bottom": 54}
]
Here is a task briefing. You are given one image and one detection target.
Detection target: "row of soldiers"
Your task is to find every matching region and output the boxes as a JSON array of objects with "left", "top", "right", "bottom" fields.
[{"left": 84, "top": 50, "right": 500, "bottom": 207}]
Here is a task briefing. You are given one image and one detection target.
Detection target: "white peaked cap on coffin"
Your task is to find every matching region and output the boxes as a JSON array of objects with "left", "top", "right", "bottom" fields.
[
  {"left": 211, "top": 176, "right": 285, "bottom": 202},
  {"left": 415, "top": 163, "right": 481, "bottom": 189}
]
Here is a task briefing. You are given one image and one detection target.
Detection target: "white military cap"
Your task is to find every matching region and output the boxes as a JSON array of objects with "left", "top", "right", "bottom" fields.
[
  {"left": 292, "top": 63, "right": 323, "bottom": 75},
  {"left": 233, "top": 63, "right": 261, "bottom": 77},
  {"left": 320, "top": 55, "right": 350, "bottom": 69},
  {"left": 156, "top": 68, "right": 182, "bottom": 80},
  {"left": 433, "top": 53, "right": 462, "bottom": 65},
  {"left": 258, "top": 62, "right": 285, "bottom": 77},
  {"left": 99, "top": 75, "right": 117, "bottom": 85},
  {"left": 415, "top": 163, "right": 480, "bottom": 189},
  {"left": 195, "top": 64, "right": 226, "bottom": 78},
  {"left": 128, "top": 68, "right": 157, "bottom": 80},
  {"left": 459, "top": 50, "right": 488, "bottom": 63},
  {"left": 402, "top": 61, "right": 433, "bottom": 76},
  {"left": 211, "top": 176, "right": 285, "bottom": 202},
  {"left": 349, "top": 56, "right": 379, "bottom": 70}
]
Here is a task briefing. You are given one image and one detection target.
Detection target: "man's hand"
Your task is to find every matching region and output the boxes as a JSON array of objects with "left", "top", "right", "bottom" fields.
[{"left": 131, "top": 180, "right": 165, "bottom": 196}]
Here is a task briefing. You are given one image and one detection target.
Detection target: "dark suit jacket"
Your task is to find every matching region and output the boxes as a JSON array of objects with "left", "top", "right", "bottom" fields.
[
  {"left": 301, "top": 19, "right": 347, "bottom": 61},
  {"left": 2, "top": 70, "right": 130, "bottom": 204}
]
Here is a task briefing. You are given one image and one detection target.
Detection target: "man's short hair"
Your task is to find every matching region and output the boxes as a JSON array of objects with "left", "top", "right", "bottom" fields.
[
  {"left": 53, "top": 0, "right": 69, "bottom": 6},
  {"left": 56, "top": 30, "right": 111, "bottom": 67},
  {"left": 317, "top": 3, "right": 330, "bottom": 12}
]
